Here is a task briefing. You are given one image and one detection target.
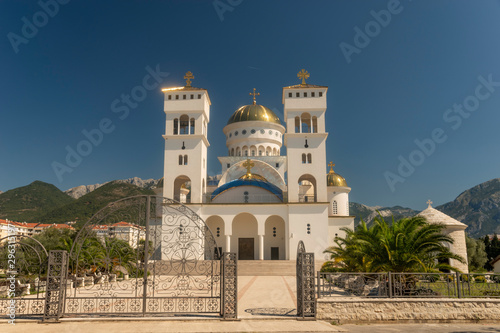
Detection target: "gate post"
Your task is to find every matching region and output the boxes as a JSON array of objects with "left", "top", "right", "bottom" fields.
[
  {"left": 43, "top": 250, "right": 68, "bottom": 322},
  {"left": 221, "top": 252, "right": 237, "bottom": 320},
  {"left": 296, "top": 241, "right": 316, "bottom": 320}
]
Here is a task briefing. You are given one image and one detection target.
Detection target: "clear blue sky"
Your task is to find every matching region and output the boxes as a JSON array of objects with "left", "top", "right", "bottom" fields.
[{"left": 1, "top": 0, "right": 499, "bottom": 211}]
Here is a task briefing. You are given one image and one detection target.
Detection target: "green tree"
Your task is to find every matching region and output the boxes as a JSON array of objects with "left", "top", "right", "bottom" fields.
[
  {"left": 323, "top": 215, "right": 466, "bottom": 273},
  {"left": 466, "top": 235, "right": 488, "bottom": 272}
]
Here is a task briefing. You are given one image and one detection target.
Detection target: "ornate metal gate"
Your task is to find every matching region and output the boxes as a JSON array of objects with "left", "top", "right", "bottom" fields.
[
  {"left": 59, "top": 195, "right": 233, "bottom": 318},
  {"left": 296, "top": 241, "right": 316, "bottom": 319},
  {"left": 0, "top": 235, "right": 48, "bottom": 319}
]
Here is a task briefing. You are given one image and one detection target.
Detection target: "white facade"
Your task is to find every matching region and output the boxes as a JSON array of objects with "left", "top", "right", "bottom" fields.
[{"left": 160, "top": 73, "right": 354, "bottom": 261}]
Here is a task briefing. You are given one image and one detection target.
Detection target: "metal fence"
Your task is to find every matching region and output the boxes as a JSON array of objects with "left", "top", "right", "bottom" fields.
[{"left": 317, "top": 272, "right": 500, "bottom": 299}]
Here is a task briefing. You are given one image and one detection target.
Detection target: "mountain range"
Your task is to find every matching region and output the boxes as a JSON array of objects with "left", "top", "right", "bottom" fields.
[{"left": 0, "top": 178, "right": 498, "bottom": 237}]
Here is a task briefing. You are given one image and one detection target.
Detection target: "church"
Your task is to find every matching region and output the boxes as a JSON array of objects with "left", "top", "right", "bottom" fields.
[{"left": 157, "top": 70, "right": 354, "bottom": 261}]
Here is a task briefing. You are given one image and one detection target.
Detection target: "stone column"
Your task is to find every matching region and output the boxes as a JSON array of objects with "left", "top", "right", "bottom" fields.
[
  {"left": 259, "top": 235, "right": 264, "bottom": 260},
  {"left": 225, "top": 235, "right": 231, "bottom": 252}
]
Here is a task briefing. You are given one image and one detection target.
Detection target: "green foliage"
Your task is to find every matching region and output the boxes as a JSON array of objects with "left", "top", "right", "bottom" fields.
[
  {"left": 474, "top": 275, "right": 487, "bottom": 283},
  {"left": 320, "top": 261, "right": 343, "bottom": 273},
  {"left": 466, "top": 235, "right": 488, "bottom": 271},
  {"left": 324, "top": 214, "right": 466, "bottom": 273},
  {"left": 484, "top": 234, "right": 500, "bottom": 271},
  {"left": 0, "top": 181, "right": 75, "bottom": 221}
]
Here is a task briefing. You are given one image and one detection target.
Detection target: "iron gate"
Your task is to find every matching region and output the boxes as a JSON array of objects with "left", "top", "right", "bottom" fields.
[
  {"left": 0, "top": 235, "right": 48, "bottom": 319},
  {"left": 49, "top": 195, "right": 235, "bottom": 318},
  {"left": 296, "top": 240, "right": 316, "bottom": 319}
]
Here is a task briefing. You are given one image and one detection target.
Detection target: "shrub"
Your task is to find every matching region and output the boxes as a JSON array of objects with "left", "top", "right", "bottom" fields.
[
  {"left": 491, "top": 275, "right": 500, "bottom": 283},
  {"left": 474, "top": 275, "right": 487, "bottom": 283},
  {"left": 320, "top": 261, "right": 343, "bottom": 273}
]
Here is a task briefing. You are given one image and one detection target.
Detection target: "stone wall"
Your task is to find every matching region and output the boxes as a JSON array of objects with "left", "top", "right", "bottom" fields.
[{"left": 317, "top": 298, "right": 500, "bottom": 323}]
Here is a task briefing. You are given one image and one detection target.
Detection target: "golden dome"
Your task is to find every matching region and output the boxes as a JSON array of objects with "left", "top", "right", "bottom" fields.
[
  {"left": 326, "top": 163, "right": 347, "bottom": 187},
  {"left": 227, "top": 104, "right": 281, "bottom": 125},
  {"left": 239, "top": 173, "right": 268, "bottom": 181}
]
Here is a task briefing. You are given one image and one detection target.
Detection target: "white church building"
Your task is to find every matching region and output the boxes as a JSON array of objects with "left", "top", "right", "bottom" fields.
[{"left": 157, "top": 70, "right": 354, "bottom": 261}]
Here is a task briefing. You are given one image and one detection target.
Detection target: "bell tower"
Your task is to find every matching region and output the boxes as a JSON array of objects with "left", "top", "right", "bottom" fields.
[
  {"left": 161, "top": 72, "right": 210, "bottom": 203},
  {"left": 283, "top": 69, "right": 328, "bottom": 203}
]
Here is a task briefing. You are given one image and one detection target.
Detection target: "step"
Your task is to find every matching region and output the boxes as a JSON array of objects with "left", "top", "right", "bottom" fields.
[{"left": 236, "top": 260, "right": 324, "bottom": 276}]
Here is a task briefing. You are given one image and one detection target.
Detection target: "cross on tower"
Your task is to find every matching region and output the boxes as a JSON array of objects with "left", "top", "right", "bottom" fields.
[
  {"left": 242, "top": 159, "right": 255, "bottom": 177},
  {"left": 297, "top": 69, "right": 310, "bottom": 86},
  {"left": 328, "top": 161, "right": 335, "bottom": 173},
  {"left": 249, "top": 88, "right": 260, "bottom": 105},
  {"left": 426, "top": 199, "right": 433, "bottom": 208},
  {"left": 184, "top": 71, "right": 194, "bottom": 87}
]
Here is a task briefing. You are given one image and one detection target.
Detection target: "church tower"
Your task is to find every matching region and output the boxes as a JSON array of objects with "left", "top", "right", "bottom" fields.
[
  {"left": 161, "top": 72, "right": 210, "bottom": 203},
  {"left": 283, "top": 70, "right": 328, "bottom": 203}
]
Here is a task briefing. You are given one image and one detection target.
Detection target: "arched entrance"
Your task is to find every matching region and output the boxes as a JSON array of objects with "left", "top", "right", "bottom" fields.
[
  {"left": 231, "top": 213, "right": 258, "bottom": 260},
  {"left": 63, "top": 195, "right": 230, "bottom": 317},
  {"left": 264, "top": 216, "right": 285, "bottom": 260},
  {"left": 206, "top": 215, "right": 225, "bottom": 258}
]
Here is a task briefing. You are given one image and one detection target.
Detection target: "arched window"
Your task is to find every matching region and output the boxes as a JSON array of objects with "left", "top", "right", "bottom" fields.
[
  {"left": 236, "top": 147, "right": 241, "bottom": 156},
  {"left": 183, "top": 155, "right": 188, "bottom": 165},
  {"left": 231, "top": 148, "right": 235, "bottom": 156},
  {"left": 307, "top": 153, "right": 312, "bottom": 164},
  {"left": 301, "top": 112, "right": 311, "bottom": 133},
  {"left": 346, "top": 202, "right": 349, "bottom": 215},
  {"left": 190, "top": 118, "right": 195, "bottom": 134},
  {"left": 179, "top": 115, "right": 189, "bottom": 134},
  {"left": 312, "top": 116, "right": 318, "bottom": 133},
  {"left": 332, "top": 201, "right": 338, "bottom": 215},
  {"left": 242, "top": 146, "right": 248, "bottom": 156},
  {"left": 178, "top": 155, "right": 183, "bottom": 165},
  {"left": 302, "top": 153, "right": 306, "bottom": 164},
  {"left": 173, "top": 118, "right": 179, "bottom": 135},
  {"left": 295, "top": 116, "right": 300, "bottom": 133}
]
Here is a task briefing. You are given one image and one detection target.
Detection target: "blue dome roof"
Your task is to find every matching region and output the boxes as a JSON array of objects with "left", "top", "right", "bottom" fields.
[{"left": 211, "top": 179, "right": 283, "bottom": 201}]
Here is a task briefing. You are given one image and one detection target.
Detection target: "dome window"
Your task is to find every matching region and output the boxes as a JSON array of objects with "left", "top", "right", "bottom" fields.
[
  {"left": 235, "top": 131, "right": 238, "bottom": 136},
  {"left": 260, "top": 129, "right": 265, "bottom": 134},
  {"left": 242, "top": 130, "right": 247, "bottom": 135},
  {"left": 269, "top": 130, "right": 273, "bottom": 135},
  {"left": 251, "top": 129, "right": 256, "bottom": 134}
]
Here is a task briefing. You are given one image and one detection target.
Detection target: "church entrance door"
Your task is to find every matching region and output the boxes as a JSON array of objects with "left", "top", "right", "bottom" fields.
[{"left": 238, "top": 238, "right": 254, "bottom": 260}]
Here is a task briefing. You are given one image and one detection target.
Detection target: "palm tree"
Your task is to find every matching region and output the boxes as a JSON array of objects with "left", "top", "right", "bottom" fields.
[{"left": 324, "top": 215, "right": 466, "bottom": 273}]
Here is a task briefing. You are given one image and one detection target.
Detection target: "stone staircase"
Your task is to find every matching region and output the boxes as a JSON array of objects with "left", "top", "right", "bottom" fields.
[{"left": 237, "top": 260, "right": 324, "bottom": 276}]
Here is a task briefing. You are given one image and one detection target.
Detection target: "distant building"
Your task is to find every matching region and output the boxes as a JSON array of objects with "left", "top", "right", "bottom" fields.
[
  {"left": 490, "top": 255, "right": 500, "bottom": 273},
  {"left": 417, "top": 202, "right": 469, "bottom": 273},
  {"left": 92, "top": 222, "right": 145, "bottom": 248},
  {"left": 0, "top": 219, "right": 75, "bottom": 241}
]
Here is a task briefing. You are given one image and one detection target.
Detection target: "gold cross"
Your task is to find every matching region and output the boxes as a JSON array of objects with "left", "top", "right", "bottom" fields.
[
  {"left": 328, "top": 161, "right": 335, "bottom": 173},
  {"left": 426, "top": 199, "right": 433, "bottom": 208},
  {"left": 249, "top": 88, "right": 260, "bottom": 105},
  {"left": 297, "top": 69, "right": 310, "bottom": 86},
  {"left": 242, "top": 159, "right": 255, "bottom": 177},
  {"left": 184, "top": 71, "right": 194, "bottom": 87}
]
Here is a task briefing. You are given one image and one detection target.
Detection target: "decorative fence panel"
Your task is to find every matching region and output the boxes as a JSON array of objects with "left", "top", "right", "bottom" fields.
[
  {"left": 317, "top": 272, "right": 500, "bottom": 299},
  {"left": 296, "top": 241, "right": 316, "bottom": 319}
]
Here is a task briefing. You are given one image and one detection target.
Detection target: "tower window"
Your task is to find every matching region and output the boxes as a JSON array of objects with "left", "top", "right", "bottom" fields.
[
  {"left": 178, "top": 155, "right": 183, "bottom": 165},
  {"left": 168, "top": 95, "right": 172, "bottom": 100},
  {"left": 273, "top": 227, "right": 276, "bottom": 237},
  {"left": 302, "top": 153, "right": 306, "bottom": 164},
  {"left": 307, "top": 153, "right": 312, "bottom": 164},
  {"left": 319, "top": 92, "right": 323, "bottom": 97},
  {"left": 227, "top": 163, "right": 230, "bottom": 168},
  {"left": 304, "top": 92, "right": 307, "bottom": 97},
  {"left": 288, "top": 92, "right": 292, "bottom": 98},
  {"left": 296, "top": 92, "right": 300, "bottom": 97},
  {"left": 173, "top": 118, "right": 179, "bottom": 135},
  {"left": 332, "top": 201, "right": 338, "bottom": 215},
  {"left": 275, "top": 163, "right": 279, "bottom": 168},
  {"left": 307, "top": 223, "right": 311, "bottom": 235},
  {"left": 183, "top": 95, "right": 186, "bottom": 100},
  {"left": 175, "top": 95, "right": 179, "bottom": 100},
  {"left": 190, "top": 118, "right": 195, "bottom": 134},
  {"left": 190, "top": 94, "right": 194, "bottom": 99},
  {"left": 183, "top": 155, "right": 188, "bottom": 165},
  {"left": 198, "top": 94, "right": 201, "bottom": 99},
  {"left": 311, "top": 92, "right": 315, "bottom": 97}
]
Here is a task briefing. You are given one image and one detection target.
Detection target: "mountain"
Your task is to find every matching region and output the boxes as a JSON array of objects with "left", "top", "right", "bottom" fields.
[
  {"left": 40, "top": 181, "right": 156, "bottom": 225},
  {"left": 437, "top": 178, "right": 500, "bottom": 238},
  {"left": 65, "top": 177, "right": 159, "bottom": 199},
  {"left": 0, "top": 181, "right": 75, "bottom": 222},
  {"left": 349, "top": 202, "right": 418, "bottom": 225}
]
